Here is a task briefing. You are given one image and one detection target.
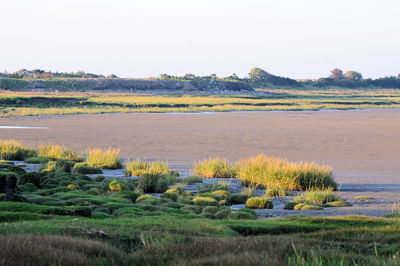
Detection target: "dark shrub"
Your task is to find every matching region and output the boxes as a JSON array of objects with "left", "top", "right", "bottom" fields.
[
  {"left": 229, "top": 208, "right": 257, "bottom": 220},
  {"left": 137, "top": 174, "right": 168, "bottom": 193},
  {"left": 24, "top": 157, "right": 50, "bottom": 164},
  {"left": 109, "top": 191, "right": 141, "bottom": 203},
  {"left": 160, "top": 202, "right": 185, "bottom": 209},
  {"left": 180, "top": 205, "right": 202, "bottom": 214},
  {"left": 161, "top": 192, "right": 179, "bottom": 202},
  {"left": 37, "top": 186, "right": 71, "bottom": 196},
  {"left": 0, "top": 171, "right": 19, "bottom": 200},
  {"left": 55, "top": 160, "right": 74, "bottom": 172},
  {"left": 227, "top": 194, "right": 248, "bottom": 205},
  {"left": 86, "top": 188, "right": 104, "bottom": 195},
  {"left": 94, "top": 175, "right": 106, "bottom": 182},
  {"left": 19, "top": 172, "right": 41, "bottom": 187},
  {"left": 284, "top": 201, "right": 297, "bottom": 210},
  {"left": 73, "top": 166, "right": 102, "bottom": 175},
  {"left": 17, "top": 183, "right": 38, "bottom": 192},
  {"left": 70, "top": 206, "right": 92, "bottom": 217},
  {"left": 7, "top": 165, "right": 26, "bottom": 175},
  {"left": 202, "top": 206, "right": 219, "bottom": 215},
  {"left": 215, "top": 208, "right": 231, "bottom": 219}
]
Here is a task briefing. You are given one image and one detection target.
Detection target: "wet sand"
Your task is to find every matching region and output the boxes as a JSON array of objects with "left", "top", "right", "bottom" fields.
[
  {"left": 1, "top": 109, "right": 399, "bottom": 185},
  {"left": 2, "top": 109, "right": 400, "bottom": 217}
]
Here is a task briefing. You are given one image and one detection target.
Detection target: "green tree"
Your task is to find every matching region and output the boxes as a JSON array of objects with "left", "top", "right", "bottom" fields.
[
  {"left": 330, "top": 68, "right": 344, "bottom": 80},
  {"left": 248, "top": 67, "right": 271, "bottom": 82},
  {"left": 344, "top": 70, "right": 363, "bottom": 81}
]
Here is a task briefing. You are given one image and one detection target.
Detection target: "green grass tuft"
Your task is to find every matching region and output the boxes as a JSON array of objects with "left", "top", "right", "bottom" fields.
[
  {"left": 245, "top": 197, "right": 273, "bottom": 209},
  {"left": 193, "top": 158, "right": 237, "bottom": 178},
  {"left": 125, "top": 159, "right": 169, "bottom": 177}
]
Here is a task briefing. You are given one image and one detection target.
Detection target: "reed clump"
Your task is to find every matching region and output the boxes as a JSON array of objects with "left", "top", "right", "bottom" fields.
[
  {"left": 294, "top": 188, "right": 339, "bottom": 205},
  {"left": 0, "top": 139, "right": 36, "bottom": 160},
  {"left": 237, "top": 154, "right": 336, "bottom": 191},
  {"left": 86, "top": 148, "right": 122, "bottom": 169},
  {"left": 39, "top": 144, "right": 83, "bottom": 161},
  {"left": 193, "top": 158, "right": 237, "bottom": 178},
  {"left": 125, "top": 159, "right": 169, "bottom": 177}
]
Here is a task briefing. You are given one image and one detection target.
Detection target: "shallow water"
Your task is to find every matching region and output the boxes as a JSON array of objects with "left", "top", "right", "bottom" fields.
[{"left": 0, "top": 126, "right": 49, "bottom": 129}]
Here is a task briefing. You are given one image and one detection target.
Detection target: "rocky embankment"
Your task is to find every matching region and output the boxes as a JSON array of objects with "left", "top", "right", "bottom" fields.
[{"left": 0, "top": 78, "right": 255, "bottom": 95}]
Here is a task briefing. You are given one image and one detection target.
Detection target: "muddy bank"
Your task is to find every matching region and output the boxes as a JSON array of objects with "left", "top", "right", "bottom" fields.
[{"left": 1, "top": 109, "right": 399, "bottom": 185}]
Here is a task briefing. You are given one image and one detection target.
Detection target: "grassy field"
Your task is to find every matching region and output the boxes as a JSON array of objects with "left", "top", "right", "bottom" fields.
[
  {"left": 0, "top": 89, "right": 400, "bottom": 117},
  {"left": 1, "top": 140, "right": 399, "bottom": 265}
]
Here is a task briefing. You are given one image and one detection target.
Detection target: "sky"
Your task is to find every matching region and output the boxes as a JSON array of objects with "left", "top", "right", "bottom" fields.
[{"left": 1, "top": 0, "right": 399, "bottom": 79}]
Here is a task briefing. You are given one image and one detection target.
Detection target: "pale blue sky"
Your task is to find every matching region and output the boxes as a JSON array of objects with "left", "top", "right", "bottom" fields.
[{"left": 1, "top": 0, "right": 399, "bottom": 79}]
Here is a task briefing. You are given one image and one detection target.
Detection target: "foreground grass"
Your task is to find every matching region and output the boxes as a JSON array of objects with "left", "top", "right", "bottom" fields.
[
  {"left": 1, "top": 215, "right": 399, "bottom": 265},
  {"left": 1, "top": 140, "right": 399, "bottom": 264},
  {"left": 1, "top": 89, "right": 400, "bottom": 117}
]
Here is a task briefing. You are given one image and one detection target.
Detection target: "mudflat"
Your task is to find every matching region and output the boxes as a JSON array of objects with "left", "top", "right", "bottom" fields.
[{"left": 0, "top": 109, "right": 399, "bottom": 185}]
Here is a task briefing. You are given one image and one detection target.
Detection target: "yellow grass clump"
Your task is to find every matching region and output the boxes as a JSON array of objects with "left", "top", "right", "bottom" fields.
[
  {"left": 192, "top": 158, "right": 237, "bottom": 178},
  {"left": 39, "top": 144, "right": 83, "bottom": 161},
  {"left": 0, "top": 139, "right": 36, "bottom": 160},
  {"left": 125, "top": 159, "right": 169, "bottom": 177},
  {"left": 86, "top": 148, "right": 122, "bottom": 169},
  {"left": 237, "top": 154, "right": 336, "bottom": 191}
]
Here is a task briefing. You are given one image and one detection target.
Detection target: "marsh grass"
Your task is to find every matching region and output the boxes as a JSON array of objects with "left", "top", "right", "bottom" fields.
[
  {"left": 0, "top": 234, "right": 128, "bottom": 266},
  {"left": 193, "top": 158, "right": 237, "bottom": 178},
  {"left": 125, "top": 159, "right": 169, "bottom": 177},
  {"left": 86, "top": 148, "right": 122, "bottom": 169},
  {"left": 245, "top": 197, "right": 273, "bottom": 209},
  {"left": 294, "top": 188, "right": 339, "bottom": 205},
  {"left": 0, "top": 139, "right": 36, "bottom": 160},
  {"left": 237, "top": 154, "right": 336, "bottom": 191},
  {"left": 384, "top": 203, "right": 400, "bottom": 218},
  {"left": 266, "top": 187, "right": 292, "bottom": 197},
  {"left": 355, "top": 196, "right": 374, "bottom": 200},
  {"left": 39, "top": 144, "right": 83, "bottom": 161}
]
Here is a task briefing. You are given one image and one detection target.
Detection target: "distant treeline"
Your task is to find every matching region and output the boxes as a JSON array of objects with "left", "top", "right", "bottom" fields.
[{"left": 1, "top": 67, "right": 400, "bottom": 90}]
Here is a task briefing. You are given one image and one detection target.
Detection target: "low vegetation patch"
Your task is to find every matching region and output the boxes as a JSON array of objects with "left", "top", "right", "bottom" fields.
[
  {"left": 265, "top": 187, "right": 292, "bottom": 197},
  {"left": 192, "top": 196, "right": 218, "bottom": 206},
  {"left": 86, "top": 148, "right": 122, "bottom": 169},
  {"left": 193, "top": 158, "right": 237, "bottom": 178},
  {"left": 0, "top": 139, "right": 36, "bottom": 160},
  {"left": 73, "top": 165, "right": 102, "bottom": 174},
  {"left": 355, "top": 196, "right": 374, "bottom": 200},
  {"left": 285, "top": 188, "right": 351, "bottom": 210},
  {"left": 39, "top": 144, "right": 83, "bottom": 162},
  {"left": 384, "top": 203, "right": 400, "bottom": 218},
  {"left": 237, "top": 154, "right": 336, "bottom": 190},
  {"left": 137, "top": 174, "right": 168, "bottom": 193},
  {"left": 294, "top": 188, "right": 339, "bottom": 205},
  {"left": 177, "top": 176, "right": 203, "bottom": 185},
  {"left": 245, "top": 197, "right": 273, "bottom": 209},
  {"left": 0, "top": 234, "right": 128, "bottom": 265},
  {"left": 125, "top": 159, "right": 169, "bottom": 177},
  {"left": 24, "top": 157, "right": 50, "bottom": 164}
]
